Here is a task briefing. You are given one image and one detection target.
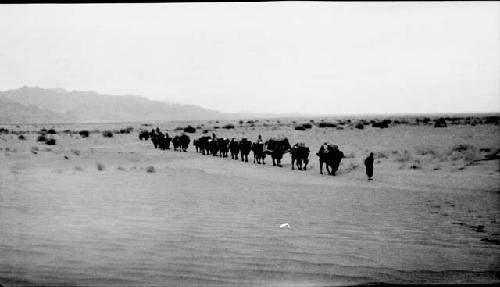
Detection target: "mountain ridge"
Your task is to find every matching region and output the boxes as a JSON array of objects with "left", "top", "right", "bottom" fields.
[{"left": 0, "top": 86, "right": 223, "bottom": 123}]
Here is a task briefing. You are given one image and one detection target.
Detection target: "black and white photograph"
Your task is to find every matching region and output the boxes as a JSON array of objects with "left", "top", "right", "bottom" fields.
[{"left": 0, "top": 2, "right": 499, "bottom": 286}]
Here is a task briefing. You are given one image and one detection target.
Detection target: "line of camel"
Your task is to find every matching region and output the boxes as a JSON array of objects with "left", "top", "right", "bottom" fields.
[{"left": 139, "top": 128, "right": 349, "bottom": 176}]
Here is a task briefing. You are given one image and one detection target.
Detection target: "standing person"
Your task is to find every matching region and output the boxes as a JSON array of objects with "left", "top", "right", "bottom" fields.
[{"left": 364, "top": 152, "right": 374, "bottom": 180}]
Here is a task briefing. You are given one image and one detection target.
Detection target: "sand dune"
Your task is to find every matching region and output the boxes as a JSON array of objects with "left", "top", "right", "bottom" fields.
[{"left": 1, "top": 121, "right": 499, "bottom": 286}]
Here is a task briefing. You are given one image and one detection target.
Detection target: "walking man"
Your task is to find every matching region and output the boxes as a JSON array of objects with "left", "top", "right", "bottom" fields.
[{"left": 364, "top": 152, "right": 374, "bottom": 180}]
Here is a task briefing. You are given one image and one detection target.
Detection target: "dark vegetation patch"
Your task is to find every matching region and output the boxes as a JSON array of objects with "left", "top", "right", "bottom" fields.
[
  {"left": 102, "top": 130, "right": 114, "bottom": 138},
  {"left": 183, "top": 125, "right": 196, "bottom": 133},
  {"left": 302, "top": 123, "right": 313, "bottom": 129},
  {"left": 79, "top": 130, "right": 89, "bottom": 138},
  {"left": 434, "top": 118, "right": 447, "bottom": 128},
  {"left": 317, "top": 122, "right": 337, "bottom": 128},
  {"left": 45, "top": 138, "right": 56, "bottom": 145},
  {"left": 119, "top": 127, "right": 134, "bottom": 134},
  {"left": 372, "top": 120, "right": 391, "bottom": 128}
]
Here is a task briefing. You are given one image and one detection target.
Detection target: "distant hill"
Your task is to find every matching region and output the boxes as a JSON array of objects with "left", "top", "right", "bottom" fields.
[
  {"left": 0, "top": 97, "right": 75, "bottom": 124},
  {"left": 0, "top": 86, "right": 223, "bottom": 123}
]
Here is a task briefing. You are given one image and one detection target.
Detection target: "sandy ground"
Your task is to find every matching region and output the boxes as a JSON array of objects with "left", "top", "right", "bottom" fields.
[{"left": 1, "top": 121, "right": 499, "bottom": 286}]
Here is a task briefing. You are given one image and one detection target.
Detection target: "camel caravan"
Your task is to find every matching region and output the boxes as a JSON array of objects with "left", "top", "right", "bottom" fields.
[{"left": 139, "top": 128, "right": 345, "bottom": 175}]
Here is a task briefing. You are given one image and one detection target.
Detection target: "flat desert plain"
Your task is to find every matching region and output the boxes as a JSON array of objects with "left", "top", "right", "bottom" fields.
[{"left": 1, "top": 119, "right": 499, "bottom": 286}]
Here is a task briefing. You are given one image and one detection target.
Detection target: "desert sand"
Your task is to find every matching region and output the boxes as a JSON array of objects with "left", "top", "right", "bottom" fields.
[{"left": 1, "top": 118, "right": 499, "bottom": 286}]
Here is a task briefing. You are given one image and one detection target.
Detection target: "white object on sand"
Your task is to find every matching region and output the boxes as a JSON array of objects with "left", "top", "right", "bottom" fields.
[{"left": 279, "top": 223, "right": 290, "bottom": 228}]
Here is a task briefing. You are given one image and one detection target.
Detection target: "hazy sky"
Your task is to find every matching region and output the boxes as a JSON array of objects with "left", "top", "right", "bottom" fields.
[{"left": 0, "top": 2, "right": 498, "bottom": 114}]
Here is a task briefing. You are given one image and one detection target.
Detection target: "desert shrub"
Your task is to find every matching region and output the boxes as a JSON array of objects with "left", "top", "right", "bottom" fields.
[
  {"left": 372, "top": 121, "right": 389, "bottom": 128},
  {"left": 47, "top": 129, "right": 56, "bottom": 134},
  {"left": 146, "top": 166, "right": 155, "bottom": 173},
  {"left": 119, "top": 127, "right": 133, "bottom": 134},
  {"left": 175, "top": 126, "right": 184, "bottom": 131},
  {"left": 45, "top": 138, "right": 56, "bottom": 145},
  {"left": 409, "top": 159, "right": 422, "bottom": 169},
  {"left": 416, "top": 117, "right": 431, "bottom": 124},
  {"left": 18, "top": 134, "right": 26, "bottom": 140},
  {"left": 37, "top": 134, "right": 47, "bottom": 142},
  {"left": 202, "top": 129, "right": 209, "bottom": 134},
  {"left": 64, "top": 155, "right": 69, "bottom": 160},
  {"left": 247, "top": 120, "right": 255, "bottom": 124},
  {"left": 318, "top": 122, "right": 337, "bottom": 128},
  {"left": 434, "top": 118, "right": 447, "bottom": 128},
  {"left": 451, "top": 144, "right": 473, "bottom": 153},
  {"left": 415, "top": 146, "right": 440, "bottom": 158},
  {"left": 462, "top": 149, "right": 480, "bottom": 165},
  {"left": 484, "top": 116, "right": 499, "bottom": 125},
  {"left": 30, "top": 146, "right": 39, "bottom": 154},
  {"left": 336, "top": 126, "right": 344, "bottom": 130},
  {"left": 302, "top": 123, "right": 313, "bottom": 129},
  {"left": 96, "top": 163, "right": 105, "bottom": 171},
  {"left": 102, "top": 130, "right": 113, "bottom": 138},
  {"left": 70, "top": 149, "right": 80, "bottom": 156},
  {"left": 394, "top": 150, "right": 412, "bottom": 163},
  {"left": 79, "top": 130, "right": 89, "bottom": 138},
  {"left": 355, "top": 123, "right": 364, "bottom": 129},
  {"left": 116, "top": 166, "right": 126, "bottom": 171},
  {"left": 0, "top": 127, "right": 9, "bottom": 134},
  {"left": 39, "top": 128, "right": 47, "bottom": 134},
  {"left": 213, "top": 126, "right": 220, "bottom": 129},
  {"left": 184, "top": 125, "right": 196, "bottom": 133},
  {"left": 63, "top": 129, "right": 72, "bottom": 134},
  {"left": 141, "top": 123, "right": 152, "bottom": 127},
  {"left": 239, "top": 120, "right": 244, "bottom": 125},
  {"left": 223, "top": 124, "right": 235, "bottom": 129},
  {"left": 484, "top": 149, "right": 500, "bottom": 160},
  {"left": 262, "top": 123, "right": 269, "bottom": 127},
  {"left": 374, "top": 151, "right": 389, "bottom": 159},
  {"left": 294, "top": 126, "right": 306, "bottom": 131}
]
